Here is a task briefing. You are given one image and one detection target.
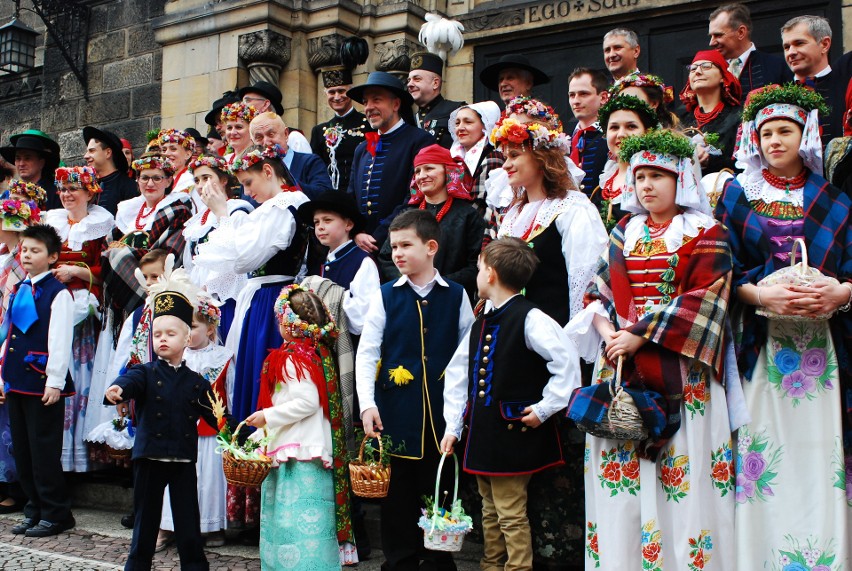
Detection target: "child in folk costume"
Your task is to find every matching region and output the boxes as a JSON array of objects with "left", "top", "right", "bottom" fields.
[
  {"left": 44, "top": 167, "right": 115, "bottom": 472},
  {"left": 182, "top": 155, "right": 253, "bottom": 338},
  {"left": 715, "top": 84, "right": 852, "bottom": 568},
  {"left": 566, "top": 130, "right": 737, "bottom": 569},
  {"left": 159, "top": 296, "right": 232, "bottom": 549},
  {"left": 441, "top": 238, "right": 579, "bottom": 571},
  {"left": 245, "top": 284, "right": 356, "bottom": 567}
]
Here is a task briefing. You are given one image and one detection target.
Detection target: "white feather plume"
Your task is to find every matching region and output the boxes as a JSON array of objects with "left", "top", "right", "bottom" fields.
[
  {"left": 418, "top": 13, "right": 465, "bottom": 62},
  {"left": 147, "top": 253, "right": 199, "bottom": 311}
]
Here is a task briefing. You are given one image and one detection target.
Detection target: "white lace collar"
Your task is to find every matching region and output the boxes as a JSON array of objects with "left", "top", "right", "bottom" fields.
[
  {"left": 183, "top": 199, "right": 253, "bottom": 241},
  {"left": 261, "top": 188, "right": 309, "bottom": 213},
  {"left": 498, "top": 193, "right": 579, "bottom": 239},
  {"left": 451, "top": 137, "right": 488, "bottom": 179},
  {"left": 114, "top": 192, "right": 188, "bottom": 233},
  {"left": 44, "top": 205, "right": 115, "bottom": 251},
  {"left": 622, "top": 210, "right": 716, "bottom": 255},
  {"left": 738, "top": 171, "right": 805, "bottom": 208}
]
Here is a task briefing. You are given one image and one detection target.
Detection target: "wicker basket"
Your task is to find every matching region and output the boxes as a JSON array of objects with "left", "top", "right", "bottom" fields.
[
  {"left": 349, "top": 435, "right": 391, "bottom": 498},
  {"left": 222, "top": 421, "right": 273, "bottom": 488},
  {"left": 420, "top": 453, "right": 471, "bottom": 552},
  {"left": 105, "top": 445, "right": 132, "bottom": 460},
  {"left": 576, "top": 356, "right": 648, "bottom": 441}
]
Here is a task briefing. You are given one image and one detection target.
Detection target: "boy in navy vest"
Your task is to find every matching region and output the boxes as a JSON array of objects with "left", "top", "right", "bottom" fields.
[
  {"left": 0, "top": 224, "right": 76, "bottom": 537},
  {"left": 105, "top": 271, "right": 236, "bottom": 571},
  {"left": 441, "top": 238, "right": 579, "bottom": 571},
  {"left": 356, "top": 209, "right": 474, "bottom": 571}
]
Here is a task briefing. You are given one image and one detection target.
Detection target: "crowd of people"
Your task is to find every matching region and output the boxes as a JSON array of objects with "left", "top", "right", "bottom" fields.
[{"left": 0, "top": 3, "right": 849, "bottom": 571}]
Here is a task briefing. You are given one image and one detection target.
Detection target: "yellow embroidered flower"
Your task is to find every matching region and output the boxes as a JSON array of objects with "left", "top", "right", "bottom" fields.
[{"left": 388, "top": 366, "right": 414, "bottom": 387}]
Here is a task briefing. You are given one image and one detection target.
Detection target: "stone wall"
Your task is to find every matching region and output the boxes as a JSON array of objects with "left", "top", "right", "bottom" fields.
[{"left": 0, "top": 0, "right": 166, "bottom": 167}]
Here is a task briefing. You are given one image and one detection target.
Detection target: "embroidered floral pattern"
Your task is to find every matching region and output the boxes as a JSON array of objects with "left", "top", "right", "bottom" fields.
[
  {"left": 598, "top": 441, "right": 640, "bottom": 496},
  {"left": 586, "top": 522, "right": 600, "bottom": 568},
  {"left": 767, "top": 322, "right": 838, "bottom": 406},
  {"left": 659, "top": 446, "right": 690, "bottom": 502},
  {"left": 642, "top": 519, "right": 663, "bottom": 570},
  {"left": 830, "top": 439, "right": 851, "bottom": 507},
  {"left": 771, "top": 536, "right": 839, "bottom": 571},
  {"left": 584, "top": 441, "right": 590, "bottom": 474},
  {"left": 710, "top": 441, "right": 735, "bottom": 497},
  {"left": 735, "top": 426, "right": 783, "bottom": 504},
  {"left": 688, "top": 531, "right": 713, "bottom": 570},
  {"left": 683, "top": 361, "right": 710, "bottom": 418}
]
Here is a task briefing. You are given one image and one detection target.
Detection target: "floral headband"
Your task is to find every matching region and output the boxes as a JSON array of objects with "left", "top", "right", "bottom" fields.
[
  {"left": 598, "top": 94, "right": 658, "bottom": 131},
  {"left": 503, "top": 96, "right": 562, "bottom": 130},
  {"left": 196, "top": 297, "right": 221, "bottom": 327},
  {"left": 7, "top": 179, "right": 47, "bottom": 208},
  {"left": 274, "top": 284, "right": 337, "bottom": 344},
  {"left": 132, "top": 154, "right": 176, "bottom": 176},
  {"left": 229, "top": 144, "right": 285, "bottom": 174},
  {"left": 612, "top": 72, "right": 675, "bottom": 105},
  {"left": 489, "top": 117, "right": 569, "bottom": 153},
  {"left": 188, "top": 154, "right": 228, "bottom": 174},
  {"left": 0, "top": 192, "right": 40, "bottom": 231},
  {"left": 221, "top": 102, "right": 258, "bottom": 125},
  {"left": 55, "top": 166, "right": 102, "bottom": 194},
  {"left": 156, "top": 128, "right": 197, "bottom": 153}
]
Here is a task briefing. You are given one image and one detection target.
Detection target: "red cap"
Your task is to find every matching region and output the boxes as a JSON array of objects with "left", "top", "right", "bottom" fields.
[{"left": 120, "top": 138, "right": 133, "bottom": 150}]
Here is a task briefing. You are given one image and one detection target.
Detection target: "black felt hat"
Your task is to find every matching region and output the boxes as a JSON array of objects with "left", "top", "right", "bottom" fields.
[
  {"left": 321, "top": 65, "right": 354, "bottom": 89},
  {"left": 410, "top": 52, "right": 444, "bottom": 77},
  {"left": 204, "top": 91, "right": 240, "bottom": 127},
  {"left": 347, "top": 72, "right": 413, "bottom": 106},
  {"left": 297, "top": 191, "right": 366, "bottom": 235},
  {"left": 152, "top": 290, "right": 195, "bottom": 328},
  {"left": 82, "top": 126, "right": 128, "bottom": 174},
  {"left": 184, "top": 128, "right": 209, "bottom": 148},
  {"left": 0, "top": 130, "right": 60, "bottom": 170},
  {"left": 479, "top": 54, "right": 550, "bottom": 92},
  {"left": 238, "top": 81, "right": 284, "bottom": 115}
]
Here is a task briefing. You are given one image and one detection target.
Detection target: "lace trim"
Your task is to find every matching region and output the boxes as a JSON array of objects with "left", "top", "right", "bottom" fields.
[
  {"left": 114, "top": 192, "right": 188, "bottom": 233},
  {"left": 742, "top": 177, "right": 804, "bottom": 208}
]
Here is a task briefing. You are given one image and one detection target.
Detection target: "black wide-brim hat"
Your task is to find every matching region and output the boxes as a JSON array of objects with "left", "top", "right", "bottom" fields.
[
  {"left": 297, "top": 190, "right": 366, "bottom": 235},
  {"left": 479, "top": 54, "right": 550, "bottom": 92},
  {"left": 238, "top": 81, "right": 284, "bottom": 115},
  {"left": 347, "top": 72, "right": 413, "bottom": 107},
  {"left": 204, "top": 91, "right": 240, "bottom": 127},
  {"left": 184, "top": 127, "right": 209, "bottom": 147},
  {"left": 82, "top": 126, "right": 128, "bottom": 174},
  {"left": 0, "top": 131, "right": 61, "bottom": 170}
]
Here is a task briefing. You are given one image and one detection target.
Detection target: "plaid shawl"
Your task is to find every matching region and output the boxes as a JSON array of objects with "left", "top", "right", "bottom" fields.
[
  {"left": 101, "top": 196, "right": 192, "bottom": 344},
  {"left": 584, "top": 219, "right": 732, "bottom": 457},
  {"left": 471, "top": 147, "right": 505, "bottom": 245},
  {"left": 715, "top": 172, "right": 852, "bottom": 425}
]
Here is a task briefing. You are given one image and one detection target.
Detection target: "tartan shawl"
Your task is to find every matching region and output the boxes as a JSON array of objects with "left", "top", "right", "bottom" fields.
[
  {"left": 715, "top": 172, "right": 852, "bottom": 424},
  {"left": 584, "top": 219, "right": 732, "bottom": 457},
  {"left": 472, "top": 147, "right": 505, "bottom": 245},
  {"left": 101, "top": 196, "right": 192, "bottom": 344}
]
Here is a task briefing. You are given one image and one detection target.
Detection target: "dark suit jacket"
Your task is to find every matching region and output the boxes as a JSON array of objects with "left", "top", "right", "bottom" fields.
[
  {"left": 738, "top": 49, "right": 793, "bottom": 97},
  {"left": 416, "top": 95, "right": 465, "bottom": 149},
  {"left": 288, "top": 151, "right": 334, "bottom": 200}
]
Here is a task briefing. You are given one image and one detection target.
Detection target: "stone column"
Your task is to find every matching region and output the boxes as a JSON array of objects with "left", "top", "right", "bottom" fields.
[{"left": 238, "top": 29, "right": 291, "bottom": 86}]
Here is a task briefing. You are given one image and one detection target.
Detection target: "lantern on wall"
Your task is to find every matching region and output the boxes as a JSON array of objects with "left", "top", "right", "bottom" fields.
[{"left": 0, "top": 0, "right": 38, "bottom": 74}]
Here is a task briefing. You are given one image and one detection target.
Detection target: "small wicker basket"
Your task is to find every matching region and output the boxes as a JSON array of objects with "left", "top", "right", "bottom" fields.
[
  {"left": 420, "top": 452, "right": 471, "bottom": 552},
  {"left": 576, "top": 356, "right": 648, "bottom": 441},
  {"left": 222, "top": 421, "right": 272, "bottom": 488},
  {"left": 105, "top": 445, "right": 132, "bottom": 460},
  {"left": 349, "top": 435, "right": 391, "bottom": 498}
]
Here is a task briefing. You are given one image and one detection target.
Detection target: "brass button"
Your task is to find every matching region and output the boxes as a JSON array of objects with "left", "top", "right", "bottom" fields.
[
  {"left": 478, "top": 390, "right": 485, "bottom": 398},
  {"left": 478, "top": 380, "right": 485, "bottom": 387},
  {"left": 507, "top": 423, "right": 514, "bottom": 430},
  {"left": 367, "top": 210, "right": 372, "bottom": 215},
  {"left": 421, "top": 300, "right": 428, "bottom": 306},
  {"left": 580, "top": 184, "right": 586, "bottom": 190},
  {"left": 367, "top": 201, "right": 372, "bottom": 207},
  {"left": 479, "top": 368, "right": 486, "bottom": 376},
  {"left": 324, "top": 266, "right": 330, "bottom": 272},
  {"left": 81, "top": 252, "right": 88, "bottom": 258},
  {"left": 423, "top": 328, "right": 428, "bottom": 334},
  {"left": 485, "top": 334, "right": 492, "bottom": 342},
  {"left": 521, "top": 426, "right": 528, "bottom": 432},
  {"left": 157, "top": 380, "right": 163, "bottom": 387},
  {"left": 10, "top": 335, "right": 15, "bottom": 340},
  {"left": 424, "top": 356, "right": 428, "bottom": 362},
  {"left": 482, "top": 356, "right": 489, "bottom": 364},
  {"left": 483, "top": 345, "right": 490, "bottom": 353},
  {"left": 8, "top": 348, "right": 13, "bottom": 352},
  {"left": 41, "top": 375, "right": 46, "bottom": 380}
]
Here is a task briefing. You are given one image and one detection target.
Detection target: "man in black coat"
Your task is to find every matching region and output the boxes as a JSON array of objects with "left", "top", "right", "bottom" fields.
[
  {"left": 708, "top": 3, "right": 793, "bottom": 97},
  {"left": 566, "top": 67, "right": 610, "bottom": 201},
  {"left": 407, "top": 52, "right": 465, "bottom": 150},
  {"left": 83, "top": 126, "right": 138, "bottom": 215},
  {"left": 0, "top": 130, "right": 61, "bottom": 210}
]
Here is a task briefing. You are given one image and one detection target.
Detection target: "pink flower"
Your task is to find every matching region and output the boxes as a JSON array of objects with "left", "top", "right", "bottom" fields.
[
  {"left": 781, "top": 370, "right": 816, "bottom": 399},
  {"left": 800, "top": 348, "right": 827, "bottom": 377},
  {"left": 735, "top": 473, "right": 755, "bottom": 503}
]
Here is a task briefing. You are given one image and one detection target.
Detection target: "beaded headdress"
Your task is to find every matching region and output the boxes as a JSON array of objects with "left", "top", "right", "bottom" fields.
[
  {"left": 156, "top": 128, "right": 197, "bottom": 153},
  {"left": 220, "top": 102, "right": 258, "bottom": 125},
  {"left": 132, "top": 154, "right": 176, "bottom": 176},
  {"left": 229, "top": 144, "right": 285, "bottom": 174},
  {"left": 503, "top": 96, "right": 561, "bottom": 130},
  {"left": 489, "top": 117, "right": 569, "bottom": 153},
  {"left": 7, "top": 179, "right": 47, "bottom": 208},
  {"left": 274, "top": 284, "right": 338, "bottom": 344},
  {"left": 611, "top": 71, "right": 675, "bottom": 105},
  {"left": 55, "top": 166, "right": 102, "bottom": 194},
  {"left": 188, "top": 154, "right": 228, "bottom": 174}
]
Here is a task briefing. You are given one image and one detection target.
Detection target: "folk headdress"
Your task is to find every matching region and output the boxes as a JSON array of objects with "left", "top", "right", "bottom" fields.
[
  {"left": 274, "top": 284, "right": 337, "bottom": 345},
  {"left": 196, "top": 295, "right": 222, "bottom": 327},
  {"left": 188, "top": 154, "right": 228, "bottom": 175},
  {"left": 220, "top": 102, "right": 258, "bottom": 125},
  {"left": 678, "top": 50, "right": 742, "bottom": 112},
  {"left": 503, "top": 96, "right": 562, "bottom": 130},
  {"left": 156, "top": 128, "right": 197, "bottom": 153},
  {"left": 597, "top": 94, "right": 659, "bottom": 134},
  {"left": 55, "top": 166, "right": 102, "bottom": 194},
  {"left": 1, "top": 180, "right": 42, "bottom": 232},
  {"left": 448, "top": 100, "right": 502, "bottom": 177},
  {"left": 409, "top": 144, "right": 473, "bottom": 206},
  {"left": 229, "top": 144, "right": 285, "bottom": 174},
  {"left": 489, "top": 117, "right": 569, "bottom": 154},
  {"left": 735, "top": 82, "right": 829, "bottom": 176},
  {"left": 132, "top": 152, "right": 176, "bottom": 176},
  {"left": 612, "top": 71, "right": 675, "bottom": 106},
  {"left": 7, "top": 179, "right": 47, "bottom": 208},
  {"left": 147, "top": 256, "right": 198, "bottom": 328}
]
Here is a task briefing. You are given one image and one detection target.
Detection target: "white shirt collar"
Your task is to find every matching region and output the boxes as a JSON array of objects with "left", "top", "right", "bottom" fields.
[
  {"left": 381, "top": 118, "right": 405, "bottom": 136},
  {"left": 492, "top": 293, "right": 522, "bottom": 310},
  {"left": 814, "top": 64, "right": 831, "bottom": 78},
  {"left": 335, "top": 107, "right": 355, "bottom": 119},
  {"left": 327, "top": 240, "right": 354, "bottom": 261},
  {"left": 28, "top": 270, "right": 51, "bottom": 284},
  {"left": 731, "top": 43, "right": 756, "bottom": 64},
  {"left": 158, "top": 356, "right": 186, "bottom": 370},
  {"left": 393, "top": 269, "right": 448, "bottom": 295}
]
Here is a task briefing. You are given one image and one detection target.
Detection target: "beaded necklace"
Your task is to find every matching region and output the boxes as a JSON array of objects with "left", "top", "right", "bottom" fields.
[
  {"left": 693, "top": 101, "right": 724, "bottom": 129},
  {"left": 761, "top": 168, "right": 807, "bottom": 193},
  {"left": 419, "top": 196, "right": 453, "bottom": 222},
  {"left": 135, "top": 199, "right": 161, "bottom": 230}
]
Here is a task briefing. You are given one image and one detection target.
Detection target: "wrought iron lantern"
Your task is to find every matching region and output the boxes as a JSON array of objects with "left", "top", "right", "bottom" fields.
[{"left": 0, "top": 8, "right": 38, "bottom": 73}]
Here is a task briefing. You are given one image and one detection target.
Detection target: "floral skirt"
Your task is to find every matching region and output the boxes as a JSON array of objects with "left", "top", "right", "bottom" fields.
[
  {"left": 260, "top": 459, "right": 340, "bottom": 571},
  {"left": 735, "top": 320, "right": 850, "bottom": 569},
  {"left": 227, "top": 484, "right": 260, "bottom": 529},
  {"left": 62, "top": 311, "right": 99, "bottom": 472},
  {"left": 584, "top": 358, "right": 735, "bottom": 570}
]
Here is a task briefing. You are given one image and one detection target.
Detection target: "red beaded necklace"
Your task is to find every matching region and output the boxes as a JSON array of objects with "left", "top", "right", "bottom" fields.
[
  {"left": 200, "top": 208, "right": 212, "bottom": 226},
  {"left": 762, "top": 168, "right": 807, "bottom": 192},
  {"left": 419, "top": 196, "right": 453, "bottom": 222},
  {"left": 135, "top": 199, "right": 161, "bottom": 230},
  {"left": 601, "top": 173, "right": 623, "bottom": 201},
  {"left": 646, "top": 217, "right": 674, "bottom": 239},
  {"left": 693, "top": 101, "right": 724, "bottom": 129}
]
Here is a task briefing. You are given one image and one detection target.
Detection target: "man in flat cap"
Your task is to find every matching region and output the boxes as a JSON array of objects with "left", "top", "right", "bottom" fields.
[
  {"left": 83, "top": 126, "right": 139, "bottom": 215},
  {"left": 310, "top": 65, "right": 372, "bottom": 191},
  {"left": 407, "top": 52, "right": 465, "bottom": 149},
  {"left": 479, "top": 53, "right": 550, "bottom": 106},
  {"left": 0, "top": 130, "right": 61, "bottom": 209}
]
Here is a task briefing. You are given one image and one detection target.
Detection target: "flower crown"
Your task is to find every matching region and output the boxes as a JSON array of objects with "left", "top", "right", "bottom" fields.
[
  {"left": 229, "top": 144, "right": 285, "bottom": 174},
  {"left": 503, "top": 96, "right": 562, "bottom": 130},
  {"left": 597, "top": 94, "right": 659, "bottom": 131},
  {"left": 189, "top": 154, "right": 228, "bottom": 174},
  {"left": 156, "top": 128, "right": 197, "bottom": 153},
  {"left": 55, "top": 166, "right": 102, "bottom": 194},
  {"left": 618, "top": 129, "right": 695, "bottom": 164},
  {"left": 221, "top": 102, "right": 258, "bottom": 124},
  {"left": 7, "top": 179, "right": 47, "bottom": 207},
  {"left": 274, "top": 284, "right": 338, "bottom": 344},
  {"left": 741, "top": 82, "right": 830, "bottom": 122},
  {"left": 1, "top": 197, "right": 40, "bottom": 223},
  {"left": 489, "top": 117, "right": 569, "bottom": 152},
  {"left": 196, "top": 297, "right": 221, "bottom": 327},
  {"left": 132, "top": 154, "right": 176, "bottom": 176},
  {"left": 612, "top": 72, "right": 675, "bottom": 105}
]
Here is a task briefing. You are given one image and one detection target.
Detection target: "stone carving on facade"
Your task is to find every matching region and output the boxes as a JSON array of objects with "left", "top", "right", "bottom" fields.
[
  {"left": 373, "top": 38, "right": 419, "bottom": 76},
  {"left": 459, "top": 9, "right": 525, "bottom": 32},
  {"left": 238, "top": 29, "right": 292, "bottom": 85},
  {"left": 308, "top": 33, "right": 346, "bottom": 71}
]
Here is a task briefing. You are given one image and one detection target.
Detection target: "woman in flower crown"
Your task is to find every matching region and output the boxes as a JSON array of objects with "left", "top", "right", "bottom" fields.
[
  {"left": 567, "top": 129, "right": 737, "bottom": 569},
  {"left": 611, "top": 71, "right": 678, "bottom": 128},
  {"left": 155, "top": 128, "right": 199, "bottom": 211},
  {"left": 245, "top": 284, "right": 356, "bottom": 568},
  {"left": 221, "top": 102, "right": 258, "bottom": 166},
  {"left": 715, "top": 84, "right": 852, "bottom": 568},
  {"left": 594, "top": 94, "right": 659, "bottom": 231},
  {"left": 491, "top": 108, "right": 607, "bottom": 567},
  {"left": 193, "top": 144, "right": 309, "bottom": 536},
  {"left": 182, "top": 154, "right": 253, "bottom": 338},
  {"left": 43, "top": 167, "right": 115, "bottom": 472}
]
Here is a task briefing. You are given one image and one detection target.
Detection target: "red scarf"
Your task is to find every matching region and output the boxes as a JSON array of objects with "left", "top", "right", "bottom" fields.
[
  {"left": 365, "top": 132, "right": 381, "bottom": 158},
  {"left": 257, "top": 338, "right": 330, "bottom": 419}
]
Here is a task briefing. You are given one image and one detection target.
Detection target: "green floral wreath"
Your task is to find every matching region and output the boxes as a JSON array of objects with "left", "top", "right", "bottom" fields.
[
  {"left": 618, "top": 129, "right": 694, "bottom": 164},
  {"left": 741, "top": 82, "right": 830, "bottom": 121},
  {"left": 598, "top": 94, "right": 658, "bottom": 130}
]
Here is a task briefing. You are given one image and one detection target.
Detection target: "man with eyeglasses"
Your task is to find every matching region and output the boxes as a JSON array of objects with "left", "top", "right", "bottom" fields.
[
  {"left": 82, "top": 126, "right": 139, "bottom": 216},
  {"left": 237, "top": 81, "right": 313, "bottom": 153},
  {"left": 708, "top": 3, "right": 791, "bottom": 97}
]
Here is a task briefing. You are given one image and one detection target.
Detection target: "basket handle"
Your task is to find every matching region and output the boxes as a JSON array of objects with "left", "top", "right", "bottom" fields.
[
  {"left": 231, "top": 420, "right": 266, "bottom": 447},
  {"left": 790, "top": 238, "right": 809, "bottom": 275},
  {"left": 608, "top": 355, "right": 624, "bottom": 399},
  {"left": 429, "top": 452, "right": 460, "bottom": 534},
  {"left": 357, "top": 433, "right": 383, "bottom": 464}
]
